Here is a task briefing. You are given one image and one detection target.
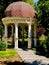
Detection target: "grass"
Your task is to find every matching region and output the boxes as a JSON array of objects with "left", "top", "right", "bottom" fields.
[{"left": 0, "top": 49, "right": 18, "bottom": 58}]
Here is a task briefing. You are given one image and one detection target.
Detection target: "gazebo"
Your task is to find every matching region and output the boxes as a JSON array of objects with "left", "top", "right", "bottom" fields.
[{"left": 2, "top": 2, "right": 37, "bottom": 49}]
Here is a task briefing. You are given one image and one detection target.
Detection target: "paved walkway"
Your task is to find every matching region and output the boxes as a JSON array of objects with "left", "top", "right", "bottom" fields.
[{"left": 17, "top": 48, "right": 49, "bottom": 65}]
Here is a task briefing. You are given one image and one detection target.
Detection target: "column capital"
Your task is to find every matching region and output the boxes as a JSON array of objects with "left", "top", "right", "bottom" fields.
[
  {"left": 15, "top": 23, "right": 18, "bottom": 25},
  {"left": 4, "top": 23, "right": 9, "bottom": 26},
  {"left": 28, "top": 23, "right": 32, "bottom": 26}
]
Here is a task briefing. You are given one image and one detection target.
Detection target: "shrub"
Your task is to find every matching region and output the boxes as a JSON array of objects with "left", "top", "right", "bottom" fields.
[
  {"left": 36, "top": 34, "right": 47, "bottom": 55},
  {"left": 46, "top": 34, "right": 49, "bottom": 54},
  {"left": 39, "top": 40, "right": 47, "bottom": 53},
  {"left": 0, "top": 41, "right": 7, "bottom": 51}
]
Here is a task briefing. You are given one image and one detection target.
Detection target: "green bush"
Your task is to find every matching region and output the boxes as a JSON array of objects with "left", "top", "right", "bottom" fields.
[
  {"left": 39, "top": 40, "right": 47, "bottom": 52},
  {"left": 36, "top": 39, "right": 47, "bottom": 55},
  {"left": 0, "top": 41, "right": 7, "bottom": 51},
  {"left": 36, "top": 34, "right": 49, "bottom": 56},
  {"left": 46, "top": 34, "right": 49, "bottom": 54},
  {"left": 36, "top": 35, "right": 47, "bottom": 55}
]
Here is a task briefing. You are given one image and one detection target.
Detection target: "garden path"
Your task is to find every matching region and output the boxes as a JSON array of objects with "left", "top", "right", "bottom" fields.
[{"left": 17, "top": 48, "right": 49, "bottom": 65}]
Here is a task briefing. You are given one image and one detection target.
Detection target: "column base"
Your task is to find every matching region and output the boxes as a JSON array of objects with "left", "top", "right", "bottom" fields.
[
  {"left": 28, "top": 38, "right": 32, "bottom": 48},
  {"left": 4, "top": 37, "right": 7, "bottom": 43},
  {"left": 15, "top": 38, "right": 18, "bottom": 49},
  {"left": 14, "top": 47, "right": 18, "bottom": 49}
]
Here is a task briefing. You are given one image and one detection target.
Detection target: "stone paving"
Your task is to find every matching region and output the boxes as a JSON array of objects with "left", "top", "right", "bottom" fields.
[{"left": 17, "top": 48, "right": 49, "bottom": 65}]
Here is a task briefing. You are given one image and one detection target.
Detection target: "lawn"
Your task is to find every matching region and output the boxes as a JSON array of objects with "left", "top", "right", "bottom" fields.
[{"left": 0, "top": 49, "right": 18, "bottom": 58}]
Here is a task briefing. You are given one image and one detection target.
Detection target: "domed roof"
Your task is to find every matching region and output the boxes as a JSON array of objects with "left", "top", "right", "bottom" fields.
[{"left": 5, "top": 1, "right": 35, "bottom": 18}]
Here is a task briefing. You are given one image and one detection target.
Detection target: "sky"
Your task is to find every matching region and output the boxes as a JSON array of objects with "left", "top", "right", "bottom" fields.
[{"left": 34, "top": 0, "right": 38, "bottom": 3}]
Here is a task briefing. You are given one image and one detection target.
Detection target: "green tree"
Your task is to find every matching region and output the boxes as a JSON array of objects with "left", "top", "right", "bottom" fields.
[
  {"left": 35, "top": 0, "right": 49, "bottom": 55},
  {"left": 37, "top": 0, "right": 49, "bottom": 35},
  {"left": 21, "top": 0, "right": 34, "bottom": 7}
]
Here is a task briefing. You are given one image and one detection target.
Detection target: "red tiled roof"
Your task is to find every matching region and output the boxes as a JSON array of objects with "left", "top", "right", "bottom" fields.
[{"left": 5, "top": 2, "right": 35, "bottom": 18}]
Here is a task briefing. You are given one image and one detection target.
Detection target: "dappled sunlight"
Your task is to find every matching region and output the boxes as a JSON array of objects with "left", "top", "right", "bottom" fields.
[{"left": 0, "top": 49, "right": 17, "bottom": 58}]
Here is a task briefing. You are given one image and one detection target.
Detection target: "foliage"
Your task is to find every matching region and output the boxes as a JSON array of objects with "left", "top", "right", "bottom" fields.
[
  {"left": 36, "top": 34, "right": 49, "bottom": 56},
  {"left": 46, "top": 34, "right": 49, "bottom": 54},
  {"left": 18, "top": 26, "right": 28, "bottom": 38},
  {"left": 36, "top": 40, "right": 47, "bottom": 55},
  {"left": 46, "top": 34, "right": 49, "bottom": 44},
  {"left": 21, "top": 0, "right": 34, "bottom": 7},
  {"left": 0, "top": 41, "right": 7, "bottom": 51},
  {"left": 35, "top": 1, "right": 49, "bottom": 56},
  {"left": 38, "top": 34, "right": 47, "bottom": 49},
  {"left": 39, "top": 40, "right": 47, "bottom": 52},
  {"left": 0, "top": 49, "right": 17, "bottom": 58},
  {"left": 35, "top": 0, "right": 49, "bottom": 35},
  {"left": 34, "top": 3, "right": 41, "bottom": 23}
]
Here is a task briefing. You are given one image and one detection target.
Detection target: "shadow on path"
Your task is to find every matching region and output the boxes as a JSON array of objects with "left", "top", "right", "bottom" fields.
[
  {"left": 4, "top": 60, "right": 49, "bottom": 65},
  {"left": 4, "top": 61, "right": 25, "bottom": 65}
]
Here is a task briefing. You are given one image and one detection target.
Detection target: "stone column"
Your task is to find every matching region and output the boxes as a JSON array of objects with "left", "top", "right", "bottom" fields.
[
  {"left": 11, "top": 25, "right": 14, "bottom": 48},
  {"left": 4, "top": 24, "right": 7, "bottom": 37},
  {"left": 34, "top": 23, "right": 37, "bottom": 47},
  {"left": 15, "top": 23, "right": 18, "bottom": 49},
  {"left": 28, "top": 24, "right": 32, "bottom": 48},
  {"left": 4, "top": 24, "right": 7, "bottom": 42}
]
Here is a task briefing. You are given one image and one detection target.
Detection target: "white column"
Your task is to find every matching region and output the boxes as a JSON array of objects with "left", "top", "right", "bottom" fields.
[
  {"left": 28, "top": 24, "right": 32, "bottom": 48},
  {"left": 15, "top": 23, "right": 18, "bottom": 49},
  {"left": 34, "top": 24, "right": 37, "bottom": 47},
  {"left": 4, "top": 24, "right": 7, "bottom": 37},
  {"left": 4, "top": 24, "right": 7, "bottom": 42}
]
